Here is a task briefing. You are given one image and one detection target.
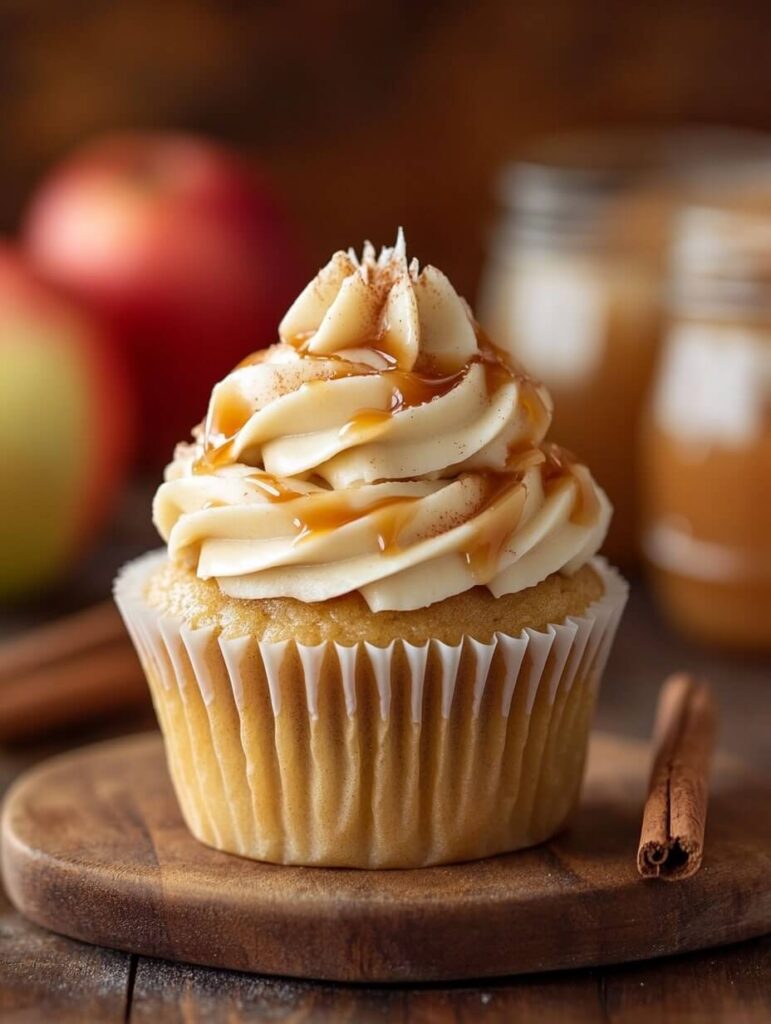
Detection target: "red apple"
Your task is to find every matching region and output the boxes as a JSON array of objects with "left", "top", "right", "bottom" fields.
[
  {"left": 0, "top": 245, "right": 134, "bottom": 600},
  {"left": 22, "top": 132, "right": 305, "bottom": 464}
]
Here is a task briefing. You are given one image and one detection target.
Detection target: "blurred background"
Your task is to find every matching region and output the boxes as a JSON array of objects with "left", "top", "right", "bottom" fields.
[
  {"left": 3, "top": 0, "right": 771, "bottom": 294},
  {"left": 1, "top": 0, "right": 770, "bottom": 748}
]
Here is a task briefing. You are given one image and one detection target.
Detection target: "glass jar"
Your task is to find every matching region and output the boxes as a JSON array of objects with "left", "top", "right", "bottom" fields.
[
  {"left": 480, "top": 129, "right": 771, "bottom": 568},
  {"left": 642, "top": 192, "right": 771, "bottom": 649}
]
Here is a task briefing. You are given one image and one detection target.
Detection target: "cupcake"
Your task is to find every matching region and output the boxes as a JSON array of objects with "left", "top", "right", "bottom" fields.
[{"left": 115, "top": 232, "right": 627, "bottom": 868}]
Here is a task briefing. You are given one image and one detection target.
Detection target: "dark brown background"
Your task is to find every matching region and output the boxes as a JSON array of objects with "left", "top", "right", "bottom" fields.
[{"left": 3, "top": 0, "right": 771, "bottom": 300}]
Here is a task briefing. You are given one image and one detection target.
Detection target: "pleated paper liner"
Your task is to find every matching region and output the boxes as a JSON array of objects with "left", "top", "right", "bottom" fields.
[{"left": 115, "top": 552, "right": 627, "bottom": 868}]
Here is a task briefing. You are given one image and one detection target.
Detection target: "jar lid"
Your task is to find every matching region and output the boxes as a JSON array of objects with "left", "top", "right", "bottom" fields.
[
  {"left": 497, "top": 127, "right": 771, "bottom": 250},
  {"left": 670, "top": 177, "right": 771, "bottom": 316}
]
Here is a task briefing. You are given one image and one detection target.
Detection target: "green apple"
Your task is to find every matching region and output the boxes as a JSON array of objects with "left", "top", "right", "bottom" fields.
[{"left": 0, "top": 246, "right": 135, "bottom": 600}]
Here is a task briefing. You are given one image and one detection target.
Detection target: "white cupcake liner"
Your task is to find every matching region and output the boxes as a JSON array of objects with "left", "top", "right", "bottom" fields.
[
  {"left": 114, "top": 551, "right": 627, "bottom": 867},
  {"left": 116, "top": 551, "right": 626, "bottom": 723}
]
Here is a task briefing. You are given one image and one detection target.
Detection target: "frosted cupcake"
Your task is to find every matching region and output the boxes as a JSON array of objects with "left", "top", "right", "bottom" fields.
[{"left": 115, "top": 233, "right": 626, "bottom": 868}]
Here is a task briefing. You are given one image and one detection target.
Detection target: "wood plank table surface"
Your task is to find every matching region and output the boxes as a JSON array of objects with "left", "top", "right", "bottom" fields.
[{"left": 1, "top": 507, "right": 769, "bottom": 1022}]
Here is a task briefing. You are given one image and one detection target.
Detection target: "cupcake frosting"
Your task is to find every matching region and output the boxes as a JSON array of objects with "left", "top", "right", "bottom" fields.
[{"left": 154, "top": 233, "right": 611, "bottom": 610}]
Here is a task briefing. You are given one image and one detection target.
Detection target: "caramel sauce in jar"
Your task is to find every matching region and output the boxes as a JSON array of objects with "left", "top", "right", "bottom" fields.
[
  {"left": 482, "top": 132, "right": 771, "bottom": 568},
  {"left": 642, "top": 317, "right": 771, "bottom": 649},
  {"left": 481, "top": 197, "right": 662, "bottom": 566},
  {"left": 642, "top": 194, "right": 771, "bottom": 649}
]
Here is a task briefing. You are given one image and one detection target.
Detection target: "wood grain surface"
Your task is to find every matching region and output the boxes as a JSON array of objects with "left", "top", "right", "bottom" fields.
[
  {"left": 3, "top": 731, "right": 769, "bottom": 985},
  {"left": 2, "top": 571, "right": 770, "bottom": 1020}
]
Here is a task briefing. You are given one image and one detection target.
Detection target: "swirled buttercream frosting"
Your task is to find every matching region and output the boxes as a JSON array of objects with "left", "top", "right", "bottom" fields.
[{"left": 154, "top": 233, "right": 611, "bottom": 611}]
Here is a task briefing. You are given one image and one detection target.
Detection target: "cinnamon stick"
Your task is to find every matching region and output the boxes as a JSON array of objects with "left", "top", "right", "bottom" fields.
[
  {"left": 637, "top": 673, "right": 717, "bottom": 880},
  {"left": 0, "top": 601, "right": 148, "bottom": 741}
]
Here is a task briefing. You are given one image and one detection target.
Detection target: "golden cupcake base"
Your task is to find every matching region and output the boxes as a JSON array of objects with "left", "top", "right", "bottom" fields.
[{"left": 116, "top": 553, "right": 626, "bottom": 868}]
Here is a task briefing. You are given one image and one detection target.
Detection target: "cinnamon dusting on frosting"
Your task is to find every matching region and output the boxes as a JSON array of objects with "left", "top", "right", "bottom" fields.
[{"left": 154, "top": 234, "right": 611, "bottom": 611}]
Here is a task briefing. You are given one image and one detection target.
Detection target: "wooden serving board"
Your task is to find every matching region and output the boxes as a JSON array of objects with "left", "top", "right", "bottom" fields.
[{"left": 2, "top": 731, "right": 769, "bottom": 983}]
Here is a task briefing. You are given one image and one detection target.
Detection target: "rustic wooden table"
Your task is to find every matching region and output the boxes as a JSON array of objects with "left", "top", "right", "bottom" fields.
[{"left": 1, "top": 510, "right": 769, "bottom": 1022}]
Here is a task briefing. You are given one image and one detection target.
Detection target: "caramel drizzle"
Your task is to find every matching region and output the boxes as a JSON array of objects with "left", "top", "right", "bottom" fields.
[
  {"left": 194, "top": 318, "right": 550, "bottom": 470},
  {"left": 291, "top": 492, "right": 421, "bottom": 553},
  {"left": 194, "top": 438, "right": 237, "bottom": 474},
  {"left": 197, "top": 456, "right": 593, "bottom": 568},
  {"left": 335, "top": 328, "right": 550, "bottom": 443},
  {"left": 542, "top": 444, "right": 602, "bottom": 527},
  {"left": 196, "top": 352, "right": 373, "bottom": 473},
  {"left": 477, "top": 326, "right": 551, "bottom": 438},
  {"left": 337, "top": 364, "right": 469, "bottom": 441},
  {"left": 505, "top": 441, "right": 547, "bottom": 474},
  {"left": 191, "top": 324, "right": 592, "bottom": 558},
  {"left": 246, "top": 471, "right": 304, "bottom": 503},
  {"left": 461, "top": 472, "right": 529, "bottom": 582},
  {"left": 286, "top": 470, "right": 533, "bottom": 566}
]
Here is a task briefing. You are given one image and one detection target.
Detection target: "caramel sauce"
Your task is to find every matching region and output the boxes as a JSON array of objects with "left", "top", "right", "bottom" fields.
[
  {"left": 519, "top": 379, "right": 551, "bottom": 436},
  {"left": 337, "top": 365, "right": 468, "bottom": 441},
  {"left": 477, "top": 325, "right": 551, "bottom": 435},
  {"left": 193, "top": 438, "right": 237, "bottom": 475},
  {"left": 185, "top": 282, "right": 598, "bottom": 574},
  {"left": 461, "top": 472, "right": 528, "bottom": 582},
  {"left": 464, "top": 539, "right": 505, "bottom": 583},
  {"left": 478, "top": 348, "right": 515, "bottom": 394},
  {"left": 284, "top": 330, "right": 316, "bottom": 351},
  {"left": 291, "top": 492, "right": 420, "bottom": 553},
  {"left": 542, "top": 444, "right": 601, "bottom": 527},
  {"left": 195, "top": 351, "right": 363, "bottom": 472},
  {"left": 505, "top": 442, "right": 547, "bottom": 474},
  {"left": 378, "top": 319, "right": 414, "bottom": 368},
  {"left": 194, "top": 390, "right": 255, "bottom": 474},
  {"left": 207, "top": 391, "right": 254, "bottom": 440},
  {"left": 246, "top": 471, "right": 303, "bottom": 503},
  {"left": 338, "top": 407, "right": 393, "bottom": 443},
  {"left": 336, "top": 342, "right": 523, "bottom": 442},
  {"left": 391, "top": 366, "right": 468, "bottom": 405},
  {"left": 375, "top": 500, "right": 420, "bottom": 554}
]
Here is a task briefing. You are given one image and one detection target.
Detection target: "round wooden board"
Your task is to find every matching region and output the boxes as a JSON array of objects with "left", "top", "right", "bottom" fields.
[{"left": 2, "top": 732, "right": 770, "bottom": 983}]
